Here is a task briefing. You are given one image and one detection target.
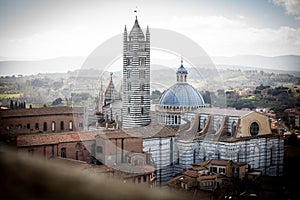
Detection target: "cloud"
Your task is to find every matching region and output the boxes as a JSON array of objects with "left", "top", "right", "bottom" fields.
[
  {"left": 156, "top": 15, "right": 300, "bottom": 56},
  {"left": 272, "top": 0, "right": 300, "bottom": 15},
  {"left": 1, "top": 15, "right": 299, "bottom": 59}
]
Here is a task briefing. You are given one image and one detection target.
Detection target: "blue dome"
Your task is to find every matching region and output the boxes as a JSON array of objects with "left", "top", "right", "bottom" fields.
[
  {"left": 176, "top": 64, "right": 188, "bottom": 74},
  {"left": 159, "top": 83, "right": 205, "bottom": 106}
]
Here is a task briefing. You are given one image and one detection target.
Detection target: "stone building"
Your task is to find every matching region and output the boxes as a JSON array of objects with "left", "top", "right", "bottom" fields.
[
  {"left": 0, "top": 106, "right": 85, "bottom": 135},
  {"left": 168, "top": 159, "right": 249, "bottom": 191},
  {"left": 143, "top": 106, "right": 283, "bottom": 183},
  {"left": 94, "top": 17, "right": 285, "bottom": 185},
  {"left": 16, "top": 130, "right": 157, "bottom": 186},
  {"left": 122, "top": 16, "right": 151, "bottom": 128},
  {"left": 17, "top": 131, "right": 97, "bottom": 161}
]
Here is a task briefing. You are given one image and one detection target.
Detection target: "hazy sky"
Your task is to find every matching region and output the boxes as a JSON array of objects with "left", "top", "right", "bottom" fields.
[{"left": 0, "top": 0, "right": 300, "bottom": 60}]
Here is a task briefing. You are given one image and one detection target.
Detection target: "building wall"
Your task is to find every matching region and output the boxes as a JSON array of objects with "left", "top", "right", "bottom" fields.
[
  {"left": 18, "top": 140, "right": 94, "bottom": 163},
  {"left": 238, "top": 112, "right": 272, "bottom": 137},
  {"left": 96, "top": 136, "right": 143, "bottom": 166},
  {"left": 0, "top": 111, "right": 84, "bottom": 134},
  {"left": 144, "top": 135, "right": 284, "bottom": 183},
  {"left": 143, "top": 137, "right": 182, "bottom": 184}
]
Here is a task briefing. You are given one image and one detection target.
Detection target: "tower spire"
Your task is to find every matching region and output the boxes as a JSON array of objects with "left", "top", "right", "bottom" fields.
[{"left": 110, "top": 72, "right": 113, "bottom": 81}]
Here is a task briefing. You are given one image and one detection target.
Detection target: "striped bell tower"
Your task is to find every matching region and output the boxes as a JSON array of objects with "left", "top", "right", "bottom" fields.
[{"left": 122, "top": 16, "right": 151, "bottom": 129}]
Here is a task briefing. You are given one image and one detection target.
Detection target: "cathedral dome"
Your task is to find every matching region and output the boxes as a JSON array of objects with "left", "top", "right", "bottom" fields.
[{"left": 159, "top": 83, "right": 205, "bottom": 107}]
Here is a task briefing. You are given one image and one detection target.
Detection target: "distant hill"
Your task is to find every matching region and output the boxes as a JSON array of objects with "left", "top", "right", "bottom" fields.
[
  {"left": 0, "top": 57, "right": 86, "bottom": 76},
  {"left": 211, "top": 55, "right": 300, "bottom": 72},
  {"left": 0, "top": 55, "right": 299, "bottom": 76}
]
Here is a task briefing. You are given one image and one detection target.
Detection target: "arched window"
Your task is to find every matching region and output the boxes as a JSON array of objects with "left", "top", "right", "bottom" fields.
[
  {"left": 253, "top": 146, "right": 260, "bottom": 168},
  {"left": 237, "top": 150, "right": 244, "bottom": 162},
  {"left": 60, "top": 121, "right": 64, "bottom": 131},
  {"left": 69, "top": 121, "right": 73, "bottom": 131},
  {"left": 127, "top": 69, "right": 131, "bottom": 78},
  {"left": 61, "top": 148, "right": 66, "bottom": 158},
  {"left": 140, "top": 84, "right": 144, "bottom": 91},
  {"left": 127, "top": 58, "right": 132, "bottom": 66},
  {"left": 43, "top": 122, "right": 47, "bottom": 132},
  {"left": 139, "top": 70, "right": 145, "bottom": 79},
  {"left": 231, "top": 121, "right": 237, "bottom": 136},
  {"left": 203, "top": 118, "right": 207, "bottom": 129},
  {"left": 141, "top": 107, "right": 144, "bottom": 115},
  {"left": 215, "top": 150, "right": 220, "bottom": 159},
  {"left": 35, "top": 123, "right": 39, "bottom": 130},
  {"left": 250, "top": 122, "right": 260, "bottom": 136},
  {"left": 216, "top": 120, "right": 221, "bottom": 130},
  {"left": 201, "top": 148, "right": 206, "bottom": 161},
  {"left": 270, "top": 146, "right": 276, "bottom": 165},
  {"left": 128, "top": 82, "right": 131, "bottom": 91},
  {"left": 51, "top": 121, "right": 56, "bottom": 132}
]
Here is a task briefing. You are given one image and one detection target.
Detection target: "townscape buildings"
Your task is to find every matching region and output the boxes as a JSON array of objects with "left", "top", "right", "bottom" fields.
[{"left": 0, "top": 16, "right": 285, "bottom": 191}]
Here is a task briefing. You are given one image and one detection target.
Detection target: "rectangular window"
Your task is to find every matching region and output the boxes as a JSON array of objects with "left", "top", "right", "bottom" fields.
[
  {"left": 43, "top": 122, "right": 47, "bottom": 131},
  {"left": 69, "top": 121, "right": 73, "bottom": 131},
  {"left": 51, "top": 121, "right": 56, "bottom": 132},
  {"left": 26, "top": 123, "right": 30, "bottom": 129},
  {"left": 219, "top": 168, "right": 226, "bottom": 174},
  {"left": 61, "top": 148, "right": 66, "bottom": 158},
  {"left": 60, "top": 121, "right": 64, "bottom": 131},
  {"left": 97, "top": 146, "right": 103, "bottom": 153},
  {"left": 35, "top": 123, "right": 39, "bottom": 130},
  {"left": 210, "top": 167, "right": 217, "bottom": 173}
]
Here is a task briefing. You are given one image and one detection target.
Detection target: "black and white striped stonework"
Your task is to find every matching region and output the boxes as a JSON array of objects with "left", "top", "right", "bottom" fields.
[{"left": 122, "top": 18, "right": 151, "bottom": 129}]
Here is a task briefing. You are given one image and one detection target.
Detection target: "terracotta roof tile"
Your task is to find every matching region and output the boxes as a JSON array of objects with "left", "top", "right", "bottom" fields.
[
  {"left": 197, "top": 107, "right": 252, "bottom": 117},
  {"left": 183, "top": 169, "right": 198, "bottom": 178},
  {"left": 17, "top": 131, "right": 99, "bottom": 147}
]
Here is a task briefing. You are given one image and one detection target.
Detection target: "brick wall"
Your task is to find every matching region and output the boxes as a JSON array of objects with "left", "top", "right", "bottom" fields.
[{"left": 18, "top": 140, "right": 95, "bottom": 163}]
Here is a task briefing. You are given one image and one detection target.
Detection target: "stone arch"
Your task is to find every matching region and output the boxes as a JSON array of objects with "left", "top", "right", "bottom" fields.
[
  {"left": 237, "top": 149, "right": 244, "bottom": 162},
  {"left": 253, "top": 146, "right": 260, "bottom": 169},
  {"left": 270, "top": 145, "right": 276, "bottom": 166},
  {"left": 200, "top": 146, "right": 206, "bottom": 161},
  {"left": 215, "top": 150, "right": 221, "bottom": 159},
  {"left": 231, "top": 121, "right": 237, "bottom": 136}
]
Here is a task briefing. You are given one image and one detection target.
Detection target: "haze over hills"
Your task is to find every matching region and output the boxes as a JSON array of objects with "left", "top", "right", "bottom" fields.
[
  {"left": 211, "top": 55, "right": 300, "bottom": 72},
  {"left": 0, "top": 55, "right": 299, "bottom": 76}
]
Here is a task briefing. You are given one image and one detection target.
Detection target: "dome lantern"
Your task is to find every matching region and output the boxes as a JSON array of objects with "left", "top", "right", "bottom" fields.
[{"left": 176, "top": 58, "right": 188, "bottom": 82}]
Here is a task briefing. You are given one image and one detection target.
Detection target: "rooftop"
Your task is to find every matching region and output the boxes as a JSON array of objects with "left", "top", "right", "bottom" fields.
[
  {"left": 0, "top": 106, "right": 84, "bottom": 118},
  {"left": 17, "top": 131, "right": 99, "bottom": 147},
  {"left": 197, "top": 107, "right": 252, "bottom": 117}
]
